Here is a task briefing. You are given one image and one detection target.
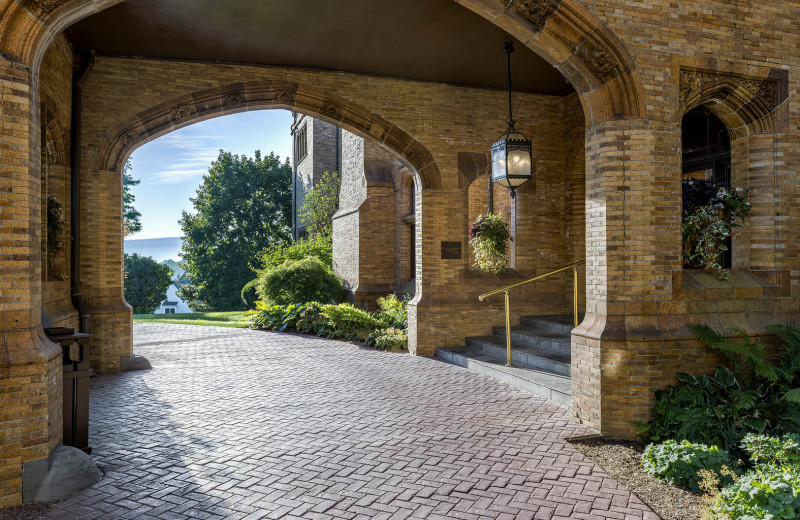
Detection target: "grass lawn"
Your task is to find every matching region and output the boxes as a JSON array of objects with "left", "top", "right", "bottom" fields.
[{"left": 133, "top": 311, "right": 252, "bottom": 328}]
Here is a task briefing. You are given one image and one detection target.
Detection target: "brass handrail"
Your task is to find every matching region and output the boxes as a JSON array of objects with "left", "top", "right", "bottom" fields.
[{"left": 478, "top": 259, "right": 585, "bottom": 367}]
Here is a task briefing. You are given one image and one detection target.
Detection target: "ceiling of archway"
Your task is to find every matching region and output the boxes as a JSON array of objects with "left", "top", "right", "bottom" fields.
[{"left": 64, "top": 0, "right": 574, "bottom": 96}]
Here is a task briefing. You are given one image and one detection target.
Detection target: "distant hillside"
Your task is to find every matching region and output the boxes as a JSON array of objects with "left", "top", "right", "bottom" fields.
[{"left": 124, "top": 237, "right": 182, "bottom": 263}]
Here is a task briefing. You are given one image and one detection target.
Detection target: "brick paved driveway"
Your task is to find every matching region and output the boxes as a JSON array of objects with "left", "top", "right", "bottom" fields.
[{"left": 43, "top": 324, "right": 658, "bottom": 520}]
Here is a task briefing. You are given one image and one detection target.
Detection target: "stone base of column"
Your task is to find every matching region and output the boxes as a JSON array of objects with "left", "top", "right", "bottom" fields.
[
  {"left": 85, "top": 299, "right": 132, "bottom": 374},
  {"left": 0, "top": 327, "right": 62, "bottom": 507}
]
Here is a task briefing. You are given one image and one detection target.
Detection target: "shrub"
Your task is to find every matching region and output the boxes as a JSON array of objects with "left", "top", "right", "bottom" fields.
[
  {"left": 376, "top": 294, "right": 408, "bottom": 329},
  {"left": 298, "top": 170, "right": 340, "bottom": 238},
  {"left": 240, "top": 278, "right": 259, "bottom": 308},
  {"left": 257, "top": 257, "right": 343, "bottom": 305},
  {"left": 709, "top": 467, "right": 800, "bottom": 520},
  {"left": 642, "top": 440, "right": 736, "bottom": 492},
  {"left": 742, "top": 434, "right": 800, "bottom": 470},
  {"left": 366, "top": 327, "right": 408, "bottom": 351},
  {"left": 321, "top": 303, "right": 387, "bottom": 341},
  {"left": 255, "top": 234, "right": 333, "bottom": 272}
]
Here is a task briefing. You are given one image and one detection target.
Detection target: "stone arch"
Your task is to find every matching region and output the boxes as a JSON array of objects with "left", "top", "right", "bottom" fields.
[
  {"left": 679, "top": 68, "right": 788, "bottom": 137},
  {"left": 458, "top": 0, "right": 646, "bottom": 124},
  {"left": 92, "top": 81, "right": 442, "bottom": 189}
]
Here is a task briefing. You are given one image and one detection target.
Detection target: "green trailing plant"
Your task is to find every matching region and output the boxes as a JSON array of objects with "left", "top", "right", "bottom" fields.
[
  {"left": 708, "top": 466, "right": 800, "bottom": 520},
  {"left": 257, "top": 257, "right": 344, "bottom": 306},
  {"left": 469, "top": 213, "right": 512, "bottom": 274},
  {"left": 681, "top": 179, "right": 751, "bottom": 280},
  {"left": 641, "top": 440, "right": 736, "bottom": 492},
  {"left": 46, "top": 194, "right": 66, "bottom": 267},
  {"left": 636, "top": 324, "right": 800, "bottom": 455}
]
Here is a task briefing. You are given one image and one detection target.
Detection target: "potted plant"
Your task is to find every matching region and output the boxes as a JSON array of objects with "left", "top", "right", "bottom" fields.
[
  {"left": 469, "top": 213, "right": 512, "bottom": 274},
  {"left": 682, "top": 178, "right": 751, "bottom": 280}
]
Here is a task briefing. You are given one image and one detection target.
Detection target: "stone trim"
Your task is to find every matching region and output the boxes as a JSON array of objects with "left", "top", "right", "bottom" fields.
[{"left": 93, "top": 81, "right": 442, "bottom": 189}]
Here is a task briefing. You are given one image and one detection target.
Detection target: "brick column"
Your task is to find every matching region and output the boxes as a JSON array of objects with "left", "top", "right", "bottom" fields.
[
  {"left": 571, "top": 119, "right": 679, "bottom": 436},
  {"left": 79, "top": 168, "right": 132, "bottom": 374},
  {"left": 0, "top": 58, "right": 63, "bottom": 507}
]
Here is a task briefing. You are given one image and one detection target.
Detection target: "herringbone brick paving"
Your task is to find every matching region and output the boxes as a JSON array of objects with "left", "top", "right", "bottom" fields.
[{"left": 42, "top": 324, "right": 658, "bottom": 519}]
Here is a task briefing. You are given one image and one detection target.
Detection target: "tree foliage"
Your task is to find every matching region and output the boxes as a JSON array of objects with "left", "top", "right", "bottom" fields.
[
  {"left": 124, "top": 253, "right": 173, "bottom": 314},
  {"left": 123, "top": 160, "right": 142, "bottom": 236},
  {"left": 179, "top": 150, "right": 292, "bottom": 311},
  {"left": 298, "top": 170, "right": 340, "bottom": 237}
]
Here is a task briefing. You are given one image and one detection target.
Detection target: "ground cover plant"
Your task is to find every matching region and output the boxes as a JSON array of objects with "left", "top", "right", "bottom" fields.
[
  {"left": 250, "top": 294, "right": 408, "bottom": 351},
  {"left": 133, "top": 311, "right": 251, "bottom": 328}
]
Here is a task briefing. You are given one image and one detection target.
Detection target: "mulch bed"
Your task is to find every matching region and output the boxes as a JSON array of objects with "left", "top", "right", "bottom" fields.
[
  {"left": 571, "top": 438, "right": 705, "bottom": 520},
  {"left": 0, "top": 501, "right": 61, "bottom": 520}
]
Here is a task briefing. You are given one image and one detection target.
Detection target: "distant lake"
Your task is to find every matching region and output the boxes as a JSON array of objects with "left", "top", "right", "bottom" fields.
[{"left": 124, "top": 237, "right": 182, "bottom": 263}]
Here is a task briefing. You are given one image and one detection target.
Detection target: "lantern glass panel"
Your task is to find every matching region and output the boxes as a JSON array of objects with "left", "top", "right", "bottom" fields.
[{"left": 491, "top": 140, "right": 507, "bottom": 184}]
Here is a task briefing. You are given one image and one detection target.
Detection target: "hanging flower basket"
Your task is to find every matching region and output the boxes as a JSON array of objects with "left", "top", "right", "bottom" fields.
[
  {"left": 469, "top": 213, "right": 512, "bottom": 274},
  {"left": 682, "top": 178, "right": 751, "bottom": 280}
]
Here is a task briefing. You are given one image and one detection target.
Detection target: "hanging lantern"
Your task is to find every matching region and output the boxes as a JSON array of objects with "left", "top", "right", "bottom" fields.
[{"left": 490, "top": 42, "right": 533, "bottom": 198}]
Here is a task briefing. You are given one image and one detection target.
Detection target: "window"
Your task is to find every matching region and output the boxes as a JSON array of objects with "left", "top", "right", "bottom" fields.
[
  {"left": 294, "top": 124, "right": 308, "bottom": 163},
  {"left": 164, "top": 308, "right": 176, "bottom": 314}
]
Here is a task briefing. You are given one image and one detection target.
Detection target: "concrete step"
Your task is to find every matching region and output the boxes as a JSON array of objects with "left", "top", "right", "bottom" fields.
[
  {"left": 466, "top": 335, "right": 571, "bottom": 376},
  {"left": 492, "top": 325, "right": 571, "bottom": 355},
  {"left": 519, "top": 315, "right": 579, "bottom": 335},
  {"left": 435, "top": 347, "right": 571, "bottom": 406}
]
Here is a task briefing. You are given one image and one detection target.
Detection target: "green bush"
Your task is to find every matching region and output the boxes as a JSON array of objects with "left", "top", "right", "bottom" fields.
[
  {"left": 240, "top": 278, "right": 259, "bottom": 308},
  {"left": 366, "top": 327, "right": 408, "bottom": 351},
  {"left": 742, "top": 434, "right": 800, "bottom": 470},
  {"left": 257, "top": 257, "right": 343, "bottom": 306},
  {"left": 321, "top": 303, "right": 387, "bottom": 341},
  {"left": 255, "top": 234, "right": 333, "bottom": 272},
  {"left": 709, "top": 467, "right": 800, "bottom": 520},
  {"left": 251, "top": 298, "right": 410, "bottom": 351},
  {"left": 375, "top": 294, "right": 408, "bottom": 329},
  {"left": 637, "top": 324, "right": 800, "bottom": 455},
  {"left": 642, "top": 440, "right": 736, "bottom": 492}
]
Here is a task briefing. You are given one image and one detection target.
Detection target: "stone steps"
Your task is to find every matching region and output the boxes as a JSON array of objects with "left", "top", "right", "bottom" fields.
[
  {"left": 435, "top": 347, "right": 571, "bottom": 406},
  {"left": 436, "top": 315, "right": 575, "bottom": 406}
]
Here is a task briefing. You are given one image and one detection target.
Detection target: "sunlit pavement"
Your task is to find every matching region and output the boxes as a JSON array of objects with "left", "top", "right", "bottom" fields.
[{"left": 42, "top": 323, "right": 658, "bottom": 520}]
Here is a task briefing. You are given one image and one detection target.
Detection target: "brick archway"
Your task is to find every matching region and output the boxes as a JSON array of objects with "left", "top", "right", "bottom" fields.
[
  {"left": 93, "top": 81, "right": 441, "bottom": 189},
  {"left": 458, "top": 0, "right": 645, "bottom": 123}
]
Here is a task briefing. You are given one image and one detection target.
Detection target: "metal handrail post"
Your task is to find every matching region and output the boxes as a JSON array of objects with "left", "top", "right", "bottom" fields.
[
  {"left": 573, "top": 266, "right": 579, "bottom": 327},
  {"left": 504, "top": 291, "right": 512, "bottom": 367}
]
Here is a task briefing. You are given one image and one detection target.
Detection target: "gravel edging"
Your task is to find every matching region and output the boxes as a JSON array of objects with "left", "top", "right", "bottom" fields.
[{"left": 571, "top": 439, "right": 705, "bottom": 520}]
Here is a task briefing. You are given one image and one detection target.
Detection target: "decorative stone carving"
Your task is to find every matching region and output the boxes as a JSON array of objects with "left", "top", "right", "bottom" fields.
[
  {"left": 321, "top": 101, "right": 342, "bottom": 120},
  {"left": 120, "top": 129, "right": 139, "bottom": 147},
  {"left": 276, "top": 89, "right": 295, "bottom": 105},
  {"left": 679, "top": 69, "right": 780, "bottom": 113},
  {"left": 509, "top": 0, "right": 559, "bottom": 31},
  {"left": 22, "top": 0, "right": 67, "bottom": 14},
  {"left": 169, "top": 104, "right": 192, "bottom": 124},
  {"left": 584, "top": 46, "right": 617, "bottom": 81},
  {"left": 222, "top": 92, "right": 243, "bottom": 108},
  {"left": 406, "top": 150, "right": 425, "bottom": 169}
]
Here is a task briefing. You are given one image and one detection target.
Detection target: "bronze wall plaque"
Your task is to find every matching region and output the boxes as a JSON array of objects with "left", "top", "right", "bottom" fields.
[{"left": 441, "top": 241, "right": 462, "bottom": 260}]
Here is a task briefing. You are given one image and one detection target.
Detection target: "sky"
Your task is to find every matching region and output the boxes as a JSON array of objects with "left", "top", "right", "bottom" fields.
[{"left": 127, "top": 110, "right": 293, "bottom": 240}]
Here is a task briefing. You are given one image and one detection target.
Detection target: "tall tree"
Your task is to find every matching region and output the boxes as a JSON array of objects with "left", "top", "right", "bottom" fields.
[
  {"left": 179, "top": 150, "right": 292, "bottom": 310},
  {"left": 123, "top": 160, "right": 142, "bottom": 236},
  {"left": 124, "top": 253, "right": 173, "bottom": 314},
  {"left": 299, "top": 170, "right": 340, "bottom": 238}
]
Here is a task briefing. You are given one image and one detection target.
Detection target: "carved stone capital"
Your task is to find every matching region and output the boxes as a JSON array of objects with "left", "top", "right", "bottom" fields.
[{"left": 509, "top": 0, "right": 560, "bottom": 31}]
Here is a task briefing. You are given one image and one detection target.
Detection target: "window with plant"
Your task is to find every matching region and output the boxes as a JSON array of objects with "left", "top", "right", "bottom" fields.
[
  {"left": 682, "top": 178, "right": 751, "bottom": 280},
  {"left": 469, "top": 213, "right": 512, "bottom": 274},
  {"left": 46, "top": 194, "right": 65, "bottom": 268}
]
